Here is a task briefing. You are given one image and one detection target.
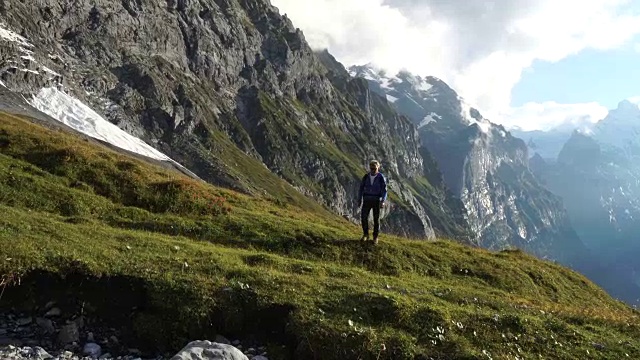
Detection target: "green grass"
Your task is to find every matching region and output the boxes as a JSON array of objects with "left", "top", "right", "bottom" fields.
[{"left": 1, "top": 113, "right": 640, "bottom": 359}]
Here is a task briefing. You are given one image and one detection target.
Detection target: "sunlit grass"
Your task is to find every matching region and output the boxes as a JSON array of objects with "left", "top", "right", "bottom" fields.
[{"left": 1, "top": 113, "right": 640, "bottom": 359}]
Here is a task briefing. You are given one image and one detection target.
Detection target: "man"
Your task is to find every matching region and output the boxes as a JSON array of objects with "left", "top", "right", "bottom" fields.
[{"left": 357, "top": 160, "right": 388, "bottom": 245}]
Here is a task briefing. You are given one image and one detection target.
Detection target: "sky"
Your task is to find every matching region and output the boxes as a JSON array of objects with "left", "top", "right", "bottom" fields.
[{"left": 270, "top": 0, "right": 640, "bottom": 131}]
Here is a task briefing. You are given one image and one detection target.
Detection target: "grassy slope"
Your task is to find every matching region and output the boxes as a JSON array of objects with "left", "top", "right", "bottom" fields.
[{"left": 1, "top": 113, "right": 640, "bottom": 359}]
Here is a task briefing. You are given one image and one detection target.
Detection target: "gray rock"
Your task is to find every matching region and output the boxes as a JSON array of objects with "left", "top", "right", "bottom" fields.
[
  {"left": 251, "top": 356, "right": 268, "bottom": 360},
  {"left": 57, "top": 323, "right": 80, "bottom": 345},
  {"left": 33, "top": 346, "right": 54, "bottom": 359},
  {"left": 98, "top": 353, "right": 112, "bottom": 359},
  {"left": 171, "top": 341, "right": 248, "bottom": 360},
  {"left": 83, "top": 342, "right": 102, "bottom": 358},
  {"left": 36, "top": 317, "right": 55, "bottom": 334},
  {"left": 231, "top": 340, "right": 241, "bottom": 346},
  {"left": 16, "top": 317, "right": 32, "bottom": 326},
  {"left": 45, "top": 308, "right": 61, "bottom": 317}
]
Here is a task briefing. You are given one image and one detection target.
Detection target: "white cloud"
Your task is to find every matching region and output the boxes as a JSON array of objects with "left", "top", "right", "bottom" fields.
[
  {"left": 501, "top": 101, "right": 609, "bottom": 132},
  {"left": 271, "top": 0, "right": 640, "bottom": 130}
]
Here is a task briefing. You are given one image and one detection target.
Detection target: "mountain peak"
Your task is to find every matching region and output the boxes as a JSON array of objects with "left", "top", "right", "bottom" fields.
[
  {"left": 591, "top": 98, "right": 640, "bottom": 149},
  {"left": 614, "top": 99, "right": 640, "bottom": 115},
  {"left": 558, "top": 130, "right": 601, "bottom": 167}
]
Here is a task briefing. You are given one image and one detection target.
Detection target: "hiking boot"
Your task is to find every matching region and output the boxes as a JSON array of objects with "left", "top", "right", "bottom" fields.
[
  {"left": 360, "top": 235, "right": 369, "bottom": 242},
  {"left": 373, "top": 236, "right": 379, "bottom": 245}
]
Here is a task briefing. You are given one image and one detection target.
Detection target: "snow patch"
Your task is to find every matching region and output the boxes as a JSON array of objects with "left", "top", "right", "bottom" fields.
[
  {"left": 459, "top": 96, "right": 492, "bottom": 134},
  {"left": 19, "top": 68, "right": 39, "bottom": 75},
  {"left": 29, "top": 87, "right": 170, "bottom": 161},
  {"left": 0, "top": 24, "right": 33, "bottom": 48},
  {"left": 20, "top": 54, "right": 35, "bottom": 62},
  {"left": 417, "top": 81, "right": 433, "bottom": 92},
  {"left": 380, "top": 76, "right": 400, "bottom": 90},
  {"left": 19, "top": 46, "right": 34, "bottom": 55},
  {"left": 42, "top": 66, "right": 61, "bottom": 78},
  {"left": 475, "top": 121, "right": 492, "bottom": 134},
  {"left": 418, "top": 113, "right": 441, "bottom": 129},
  {"left": 386, "top": 94, "right": 399, "bottom": 103}
]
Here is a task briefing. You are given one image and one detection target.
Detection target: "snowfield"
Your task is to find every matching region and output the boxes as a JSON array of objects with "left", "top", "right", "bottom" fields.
[{"left": 29, "top": 87, "right": 171, "bottom": 161}]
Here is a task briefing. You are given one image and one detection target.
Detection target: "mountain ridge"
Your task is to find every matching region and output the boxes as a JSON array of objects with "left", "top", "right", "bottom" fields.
[{"left": 532, "top": 100, "right": 640, "bottom": 304}]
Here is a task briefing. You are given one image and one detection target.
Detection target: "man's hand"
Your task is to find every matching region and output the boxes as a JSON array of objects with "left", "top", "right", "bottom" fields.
[{"left": 380, "top": 201, "right": 386, "bottom": 208}]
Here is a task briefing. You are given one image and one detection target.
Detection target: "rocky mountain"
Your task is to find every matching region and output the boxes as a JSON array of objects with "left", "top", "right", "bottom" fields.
[
  {"left": 511, "top": 128, "right": 573, "bottom": 162},
  {"left": 512, "top": 117, "right": 596, "bottom": 162},
  {"left": 349, "top": 65, "right": 587, "bottom": 264},
  {"left": 532, "top": 100, "right": 640, "bottom": 303},
  {"left": 0, "top": 0, "right": 470, "bottom": 240}
]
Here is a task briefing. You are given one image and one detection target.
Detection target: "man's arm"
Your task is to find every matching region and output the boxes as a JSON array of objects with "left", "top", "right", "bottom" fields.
[
  {"left": 380, "top": 174, "right": 388, "bottom": 203},
  {"left": 358, "top": 175, "right": 366, "bottom": 204}
]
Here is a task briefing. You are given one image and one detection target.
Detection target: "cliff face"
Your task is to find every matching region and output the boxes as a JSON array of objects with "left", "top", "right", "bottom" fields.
[{"left": 0, "top": 0, "right": 469, "bottom": 239}]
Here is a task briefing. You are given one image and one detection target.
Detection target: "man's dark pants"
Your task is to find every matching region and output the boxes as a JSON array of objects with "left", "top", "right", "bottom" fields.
[{"left": 361, "top": 198, "right": 381, "bottom": 237}]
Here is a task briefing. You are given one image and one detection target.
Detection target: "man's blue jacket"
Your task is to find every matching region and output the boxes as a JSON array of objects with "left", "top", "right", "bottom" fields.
[{"left": 358, "top": 172, "right": 388, "bottom": 202}]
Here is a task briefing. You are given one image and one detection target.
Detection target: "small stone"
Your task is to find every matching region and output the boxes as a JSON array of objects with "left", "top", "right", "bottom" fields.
[
  {"left": 83, "top": 342, "right": 102, "bottom": 358},
  {"left": 99, "top": 353, "right": 112, "bottom": 359},
  {"left": 17, "top": 317, "right": 33, "bottom": 326},
  {"left": 214, "top": 334, "right": 230, "bottom": 345},
  {"left": 236, "top": 344, "right": 243, "bottom": 350},
  {"left": 45, "top": 308, "right": 61, "bottom": 317},
  {"left": 593, "top": 343, "right": 606, "bottom": 351},
  {"left": 45, "top": 301, "right": 56, "bottom": 310},
  {"left": 109, "top": 336, "right": 119, "bottom": 344},
  {"left": 246, "top": 347, "right": 256, "bottom": 354},
  {"left": 33, "top": 346, "right": 53, "bottom": 359},
  {"left": 63, "top": 351, "right": 74, "bottom": 358},
  {"left": 87, "top": 332, "right": 95, "bottom": 342},
  {"left": 172, "top": 341, "right": 248, "bottom": 360},
  {"left": 232, "top": 340, "right": 241, "bottom": 346}
]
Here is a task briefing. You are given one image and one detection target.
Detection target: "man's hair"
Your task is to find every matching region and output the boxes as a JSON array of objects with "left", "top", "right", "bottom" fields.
[{"left": 369, "top": 160, "right": 380, "bottom": 167}]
